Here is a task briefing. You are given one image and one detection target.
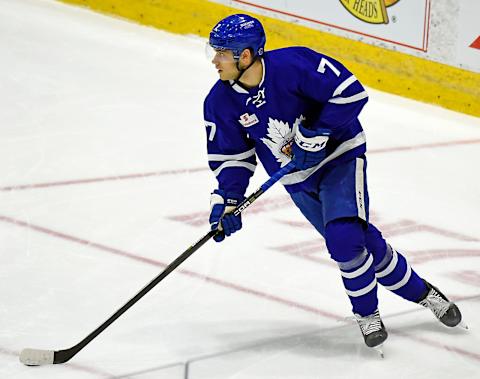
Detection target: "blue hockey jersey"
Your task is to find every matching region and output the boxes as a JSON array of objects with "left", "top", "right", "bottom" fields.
[{"left": 204, "top": 47, "right": 368, "bottom": 196}]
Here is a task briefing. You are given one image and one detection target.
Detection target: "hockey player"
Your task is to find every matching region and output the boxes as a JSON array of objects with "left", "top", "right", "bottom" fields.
[{"left": 203, "top": 14, "right": 463, "bottom": 351}]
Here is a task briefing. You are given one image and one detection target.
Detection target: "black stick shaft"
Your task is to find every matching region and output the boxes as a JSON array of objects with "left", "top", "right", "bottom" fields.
[
  {"left": 55, "top": 230, "right": 216, "bottom": 363},
  {"left": 53, "top": 162, "right": 294, "bottom": 364}
]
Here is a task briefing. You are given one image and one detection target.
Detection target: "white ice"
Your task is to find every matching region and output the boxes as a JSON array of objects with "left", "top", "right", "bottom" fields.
[{"left": 1, "top": 0, "right": 479, "bottom": 378}]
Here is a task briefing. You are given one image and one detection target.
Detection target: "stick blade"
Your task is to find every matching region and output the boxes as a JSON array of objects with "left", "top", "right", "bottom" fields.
[{"left": 20, "top": 348, "right": 55, "bottom": 366}]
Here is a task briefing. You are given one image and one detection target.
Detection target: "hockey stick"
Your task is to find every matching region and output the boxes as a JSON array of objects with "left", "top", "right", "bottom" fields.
[{"left": 20, "top": 162, "right": 295, "bottom": 366}]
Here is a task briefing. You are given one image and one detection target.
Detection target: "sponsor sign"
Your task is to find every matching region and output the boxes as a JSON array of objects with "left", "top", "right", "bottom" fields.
[
  {"left": 233, "top": 0, "right": 431, "bottom": 51},
  {"left": 456, "top": 0, "right": 480, "bottom": 72},
  {"left": 339, "top": 0, "right": 399, "bottom": 24},
  {"left": 470, "top": 37, "right": 480, "bottom": 50}
]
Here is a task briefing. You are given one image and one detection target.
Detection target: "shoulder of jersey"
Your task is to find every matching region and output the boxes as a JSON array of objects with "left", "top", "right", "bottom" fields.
[
  {"left": 266, "top": 46, "right": 319, "bottom": 69},
  {"left": 268, "top": 46, "right": 313, "bottom": 56},
  {"left": 205, "top": 79, "right": 229, "bottom": 104}
]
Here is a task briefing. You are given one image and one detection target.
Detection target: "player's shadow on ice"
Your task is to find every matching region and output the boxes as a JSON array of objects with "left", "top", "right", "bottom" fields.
[
  {"left": 388, "top": 319, "right": 469, "bottom": 337},
  {"left": 193, "top": 316, "right": 468, "bottom": 362},
  {"left": 204, "top": 320, "right": 375, "bottom": 360}
]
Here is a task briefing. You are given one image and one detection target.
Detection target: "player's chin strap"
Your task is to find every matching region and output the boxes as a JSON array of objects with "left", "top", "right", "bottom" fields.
[{"left": 231, "top": 55, "right": 260, "bottom": 87}]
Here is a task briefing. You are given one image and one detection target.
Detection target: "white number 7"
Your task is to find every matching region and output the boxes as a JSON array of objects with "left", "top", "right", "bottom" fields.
[
  {"left": 317, "top": 58, "right": 340, "bottom": 77},
  {"left": 205, "top": 121, "right": 217, "bottom": 141}
]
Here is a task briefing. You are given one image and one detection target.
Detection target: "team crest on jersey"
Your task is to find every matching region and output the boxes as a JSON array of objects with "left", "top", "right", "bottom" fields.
[
  {"left": 261, "top": 116, "right": 305, "bottom": 167},
  {"left": 246, "top": 87, "right": 267, "bottom": 108},
  {"left": 238, "top": 113, "right": 259, "bottom": 128}
]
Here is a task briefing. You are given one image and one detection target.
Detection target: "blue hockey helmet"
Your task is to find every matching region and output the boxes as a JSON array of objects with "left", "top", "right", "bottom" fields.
[{"left": 209, "top": 14, "right": 266, "bottom": 60}]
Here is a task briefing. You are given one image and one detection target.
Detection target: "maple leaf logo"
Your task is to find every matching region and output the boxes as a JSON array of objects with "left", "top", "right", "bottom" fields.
[{"left": 261, "top": 116, "right": 304, "bottom": 167}]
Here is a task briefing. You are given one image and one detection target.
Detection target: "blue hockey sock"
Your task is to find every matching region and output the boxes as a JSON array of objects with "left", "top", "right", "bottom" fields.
[
  {"left": 375, "top": 244, "right": 427, "bottom": 302},
  {"left": 325, "top": 218, "right": 378, "bottom": 317},
  {"left": 365, "top": 223, "right": 427, "bottom": 302}
]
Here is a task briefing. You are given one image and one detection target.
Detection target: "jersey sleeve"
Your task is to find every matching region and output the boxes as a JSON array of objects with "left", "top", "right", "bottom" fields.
[
  {"left": 204, "top": 92, "right": 257, "bottom": 196},
  {"left": 296, "top": 49, "right": 368, "bottom": 136}
]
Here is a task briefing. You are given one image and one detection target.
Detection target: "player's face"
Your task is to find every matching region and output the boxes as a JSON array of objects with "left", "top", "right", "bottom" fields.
[{"left": 211, "top": 49, "right": 240, "bottom": 81}]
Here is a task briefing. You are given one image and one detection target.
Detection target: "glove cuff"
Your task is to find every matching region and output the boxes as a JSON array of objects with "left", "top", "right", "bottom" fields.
[{"left": 210, "top": 189, "right": 244, "bottom": 211}]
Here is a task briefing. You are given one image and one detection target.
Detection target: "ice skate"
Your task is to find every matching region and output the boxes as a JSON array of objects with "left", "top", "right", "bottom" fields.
[
  {"left": 418, "top": 280, "right": 465, "bottom": 328},
  {"left": 355, "top": 309, "right": 388, "bottom": 356}
]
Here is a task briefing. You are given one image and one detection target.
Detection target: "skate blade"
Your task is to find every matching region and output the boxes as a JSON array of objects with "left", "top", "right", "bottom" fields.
[{"left": 372, "top": 344, "right": 384, "bottom": 358}]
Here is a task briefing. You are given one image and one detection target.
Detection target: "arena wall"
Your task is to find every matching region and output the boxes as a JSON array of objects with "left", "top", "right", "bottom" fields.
[{"left": 58, "top": 0, "right": 480, "bottom": 117}]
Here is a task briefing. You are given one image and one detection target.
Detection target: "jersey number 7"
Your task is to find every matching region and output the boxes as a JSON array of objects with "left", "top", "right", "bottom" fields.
[{"left": 317, "top": 58, "right": 340, "bottom": 77}]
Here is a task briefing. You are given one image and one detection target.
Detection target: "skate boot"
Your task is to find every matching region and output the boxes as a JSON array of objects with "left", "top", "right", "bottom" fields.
[
  {"left": 355, "top": 309, "right": 388, "bottom": 351},
  {"left": 418, "top": 280, "right": 462, "bottom": 327}
]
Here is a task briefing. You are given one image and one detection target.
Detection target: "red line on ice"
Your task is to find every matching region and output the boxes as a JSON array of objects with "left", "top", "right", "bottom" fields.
[
  {"left": 0, "top": 167, "right": 208, "bottom": 191},
  {"left": 2, "top": 214, "right": 480, "bottom": 362},
  {"left": 1, "top": 139, "right": 479, "bottom": 192},
  {"left": 0, "top": 214, "right": 340, "bottom": 321}
]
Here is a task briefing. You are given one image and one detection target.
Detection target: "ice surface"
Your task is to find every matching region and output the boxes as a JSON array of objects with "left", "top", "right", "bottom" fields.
[{"left": 1, "top": 0, "right": 479, "bottom": 378}]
